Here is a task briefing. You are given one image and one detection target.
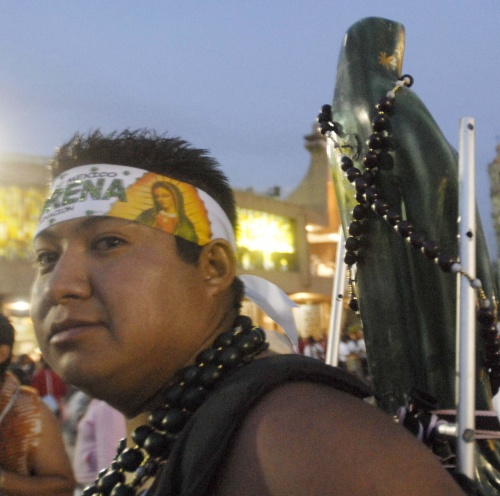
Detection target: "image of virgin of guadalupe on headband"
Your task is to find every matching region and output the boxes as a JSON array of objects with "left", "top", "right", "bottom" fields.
[{"left": 135, "top": 180, "right": 198, "bottom": 244}]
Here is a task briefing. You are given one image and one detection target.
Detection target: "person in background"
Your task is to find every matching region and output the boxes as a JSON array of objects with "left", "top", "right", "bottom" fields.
[
  {"left": 9, "top": 354, "right": 36, "bottom": 386},
  {"left": 31, "top": 356, "right": 68, "bottom": 418},
  {"left": 0, "top": 314, "right": 75, "bottom": 495},
  {"left": 73, "top": 399, "right": 127, "bottom": 495},
  {"left": 30, "top": 130, "right": 465, "bottom": 495},
  {"left": 60, "top": 388, "right": 91, "bottom": 463},
  {"left": 303, "top": 336, "right": 325, "bottom": 361},
  {"left": 337, "top": 334, "right": 352, "bottom": 370}
]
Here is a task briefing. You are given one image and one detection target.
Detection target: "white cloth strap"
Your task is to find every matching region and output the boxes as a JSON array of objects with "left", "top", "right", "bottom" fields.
[{"left": 240, "top": 275, "right": 298, "bottom": 349}]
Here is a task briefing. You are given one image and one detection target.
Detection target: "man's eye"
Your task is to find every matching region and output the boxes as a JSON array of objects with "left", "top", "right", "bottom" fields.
[
  {"left": 35, "top": 251, "right": 59, "bottom": 268},
  {"left": 93, "top": 236, "right": 126, "bottom": 251}
]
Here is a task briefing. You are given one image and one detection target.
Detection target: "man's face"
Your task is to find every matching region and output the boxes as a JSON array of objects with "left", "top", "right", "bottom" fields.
[{"left": 31, "top": 216, "right": 214, "bottom": 415}]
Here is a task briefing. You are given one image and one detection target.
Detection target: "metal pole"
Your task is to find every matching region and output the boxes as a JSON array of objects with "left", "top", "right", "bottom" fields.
[
  {"left": 456, "top": 117, "right": 477, "bottom": 479},
  {"left": 325, "top": 227, "right": 346, "bottom": 366}
]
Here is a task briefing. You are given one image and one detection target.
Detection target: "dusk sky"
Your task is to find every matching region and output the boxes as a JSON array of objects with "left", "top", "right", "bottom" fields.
[{"left": 1, "top": 1, "right": 499, "bottom": 256}]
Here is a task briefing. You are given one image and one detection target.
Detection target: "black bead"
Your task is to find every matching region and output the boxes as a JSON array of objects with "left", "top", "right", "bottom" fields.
[
  {"left": 234, "top": 315, "right": 253, "bottom": 332},
  {"left": 247, "top": 328, "right": 266, "bottom": 346},
  {"left": 144, "top": 430, "right": 172, "bottom": 458},
  {"left": 199, "top": 363, "right": 223, "bottom": 388},
  {"left": 348, "top": 221, "right": 364, "bottom": 237},
  {"left": 372, "top": 113, "right": 390, "bottom": 132},
  {"left": 346, "top": 167, "right": 361, "bottom": 182},
  {"left": 82, "top": 486, "right": 99, "bottom": 496},
  {"left": 97, "top": 468, "right": 108, "bottom": 479},
  {"left": 340, "top": 156, "right": 354, "bottom": 172},
  {"left": 362, "top": 170, "right": 376, "bottom": 186},
  {"left": 348, "top": 298, "right": 359, "bottom": 312},
  {"left": 373, "top": 199, "right": 389, "bottom": 216},
  {"left": 213, "top": 331, "right": 234, "bottom": 348},
  {"left": 195, "top": 347, "right": 218, "bottom": 365},
  {"left": 181, "top": 386, "right": 207, "bottom": 410},
  {"left": 344, "top": 251, "right": 358, "bottom": 265},
  {"left": 355, "top": 192, "right": 367, "bottom": 204},
  {"left": 422, "top": 240, "right": 440, "bottom": 259},
  {"left": 97, "top": 469, "right": 125, "bottom": 493},
  {"left": 234, "top": 334, "right": 258, "bottom": 353},
  {"left": 320, "top": 122, "right": 336, "bottom": 135},
  {"left": 131, "top": 425, "right": 153, "bottom": 447},
  {"left": 163, "top": 384, "right": 184, "bottom": 407},
  {"left": 409, "top": 232, "right": 425, "bottom": 249},
  {"left": 376, "top": 97, "right": 394, "bottom": 113},
  {"left": 385, "top": 211, "right": 401, "bottom": 225},
  {"left": 367, "top": 133, "right": 384, "bottom": 151},
  {"left": 437, "top": 254, "right": 455, "bottom": 272},
  {"left": 148, "top": 408, "right": 170, "bottom": 430},
  {"left": 352, "top": 205, "right": 368, "bottom": 220},
  {"left": 397, "top": 220, "right": 414, "bottom": 237},
  {"left": 478, "top": 307, "right": 496, "bottom": 326},
  {"left": 354, "top": 177, "right": 368, "bottom": 193},
  {"left": 364, "top": 186, "right": 378, "bottom": 204},
  {"left": 178, "top": 365, "right": 200, "bottom": 385},
  {"left": 218, "top": 347, "right": 242, "bottom": 367},
  {"left": 116, "top": 447, "right": 144, "bottom": 472},
  {"left": 160, "top": 408, "right": 188, "bottom": 433},
  {"left": 320, "top": 104, "right": 332, "bottom": 115},
  {"left": 110, "top": 483, "right": 136, "bottom": 496},
  {"left": 345, "top": 236, "right": 360, "bottom": 251},
  {"left": 116, "top": 437, "right": 127, "bottom": 455},
  {"left": 363, "top": 151, "right": 379, "bottom": 170},
  {"left": 317, "top": 111, "right": 330, "bottom": 123}
]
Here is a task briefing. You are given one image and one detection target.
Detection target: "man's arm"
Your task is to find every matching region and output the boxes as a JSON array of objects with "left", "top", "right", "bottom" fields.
[
  {"left": 212, "top": 381, "right": 465, "bottom": 495},
  {"left": 0, "top": 400, "right": 75, "bottom": 496}
]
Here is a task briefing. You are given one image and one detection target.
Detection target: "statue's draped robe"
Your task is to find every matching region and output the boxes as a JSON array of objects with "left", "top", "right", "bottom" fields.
[{"left": 329, "top": 17, "right": 500, "bottom": 494}]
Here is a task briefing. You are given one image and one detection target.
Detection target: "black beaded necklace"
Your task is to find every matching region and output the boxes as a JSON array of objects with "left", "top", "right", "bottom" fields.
[
  {"left": 317, "top": 75, "right": 500, "bottom": 396},
  {"left": 82, "top": 315, "right": 269, "bottom": 496}
]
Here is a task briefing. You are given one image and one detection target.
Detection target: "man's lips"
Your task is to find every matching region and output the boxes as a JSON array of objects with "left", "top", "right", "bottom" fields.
[{"left": 49, "top": 319, "right": 105, "bottom": 344}]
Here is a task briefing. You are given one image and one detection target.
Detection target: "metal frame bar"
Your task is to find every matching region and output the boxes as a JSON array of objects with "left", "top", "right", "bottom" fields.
[
  {"left": 325, "top": 226, "right": 346, "bottom": 367},
  {"left": 456, "top": 117, "right": 477, "bottom": 478}
]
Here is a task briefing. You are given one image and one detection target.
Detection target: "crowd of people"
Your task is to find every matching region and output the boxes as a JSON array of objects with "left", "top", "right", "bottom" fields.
[{"left": 298, "top": 327, "right": 369, "bottom": 383}]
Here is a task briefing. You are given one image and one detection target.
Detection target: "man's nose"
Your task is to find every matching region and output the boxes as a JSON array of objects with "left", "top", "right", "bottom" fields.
[{"left": 44, "top": 248, "right": 92, "bottom": 304}]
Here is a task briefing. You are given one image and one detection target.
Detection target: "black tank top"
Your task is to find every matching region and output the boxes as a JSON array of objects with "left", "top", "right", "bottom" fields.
[{"left": 151, "top": 354, "right": 371, "bottom": 496}]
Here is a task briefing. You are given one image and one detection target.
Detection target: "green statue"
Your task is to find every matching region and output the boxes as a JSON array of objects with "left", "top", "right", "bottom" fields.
[{"left": 327, "top": 17, "right": 500, "bottom": 494}]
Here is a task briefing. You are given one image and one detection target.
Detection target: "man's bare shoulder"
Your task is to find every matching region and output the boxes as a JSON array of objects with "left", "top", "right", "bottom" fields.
[{"left": 211, "top": 381, "right": 464, "bottom": 496}]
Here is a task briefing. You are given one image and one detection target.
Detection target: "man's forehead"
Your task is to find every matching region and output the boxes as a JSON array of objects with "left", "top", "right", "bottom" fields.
[{"left": 34, "top": 216, "right": 137, "bottom": 241}]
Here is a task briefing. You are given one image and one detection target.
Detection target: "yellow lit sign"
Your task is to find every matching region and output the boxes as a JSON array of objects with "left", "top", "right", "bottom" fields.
[
  {"left": 236, "top": 207, "right": 297, "bottom": 272},
  {"left": 0, "top": 184, "right": 46, "bottom": 260}
]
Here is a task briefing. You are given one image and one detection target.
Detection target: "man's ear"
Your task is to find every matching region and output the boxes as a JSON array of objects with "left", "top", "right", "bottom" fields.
[
  {"left": 0, "top": 344, "right": 11, "bottom": 366},
  {"left": 199, "top": 239, "right": 236, "bottom": 294}
]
